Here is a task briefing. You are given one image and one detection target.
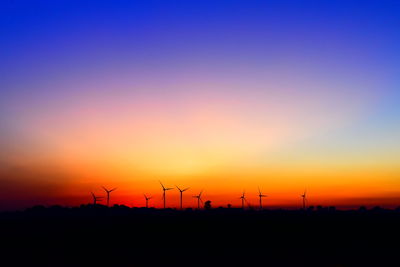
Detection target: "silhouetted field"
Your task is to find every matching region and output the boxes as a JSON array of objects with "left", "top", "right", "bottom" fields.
[{"left": 1, "top": 205, "right": 399, "bottom": 267}]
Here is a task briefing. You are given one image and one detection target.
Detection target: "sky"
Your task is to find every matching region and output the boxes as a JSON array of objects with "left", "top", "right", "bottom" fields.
[{"left": 1, "top": 0, "right": 400, "bottom": 210}]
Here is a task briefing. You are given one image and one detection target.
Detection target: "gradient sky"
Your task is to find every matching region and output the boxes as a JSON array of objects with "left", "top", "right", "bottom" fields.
[{"left": 1, "top": 0, "right": 400, "bottom": 210}]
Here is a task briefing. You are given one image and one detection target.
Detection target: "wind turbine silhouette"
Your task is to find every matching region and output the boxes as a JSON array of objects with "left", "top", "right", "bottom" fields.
[
  {"left": 102, "top": 187, "right": 117, "bottom": 207},
  {"left": 193, "top": 190, "right": 203, "bottom": 210},
  {"left": 176, "top": 185, "right": 189, "bottom": 210},
  {"left": 144, "top": 194, "right": 152, "bottom": 208},
  {"left": 159, "top": 181, "right": 173, "bottom": 209},
  {"left": 240, "top": 191, "right": 247, "bottom": 210},
  {"left": 258, "top": 187, "right": 267, "bottom": 210},
  {"left": 91, "top": 192, "right": 104, "bottom": 206},
  {"left": 301, "top": 189, "right": 307, "bottom": 209}
]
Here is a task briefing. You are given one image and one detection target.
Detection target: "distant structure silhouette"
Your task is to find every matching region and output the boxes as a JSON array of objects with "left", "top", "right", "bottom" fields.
[
  {"left": 159, "top": 181, "right": 173, "bottom": 209},
  {"left": 204, "top": 200, "right": 212, "bottom": 210},
  {"left": 91, "top": 192, "right": 104, "bottom": 205},
  {"left": 240, "top": 191, "right": 247, "bottom": 210},
  {"left": 143, "top": 194, "right": 152, "bottom": 208},
  {"left": 258, "top": 187, "right": 267, "bottom": 210},
  {"left": 192, "top": 190, "right": 203, "bottom": 210},
  {"left": 301, "top": 189, "right": 307, "bottom": 209},
  {"left": 176, "top": 185, "right": 190, "bottom": 210},
  {"left": 102, "top": 187, "right": 117, "bottom": 207},
  {"left": 359, "top": 206, "right": 367, "bottom": 212}
]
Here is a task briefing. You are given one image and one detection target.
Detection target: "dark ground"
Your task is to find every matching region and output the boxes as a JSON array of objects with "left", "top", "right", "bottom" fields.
[{"left": 1, "top": 205, "right": 399, "bottom": 267}]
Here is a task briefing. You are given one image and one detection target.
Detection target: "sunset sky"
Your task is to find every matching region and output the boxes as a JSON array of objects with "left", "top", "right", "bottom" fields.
[{"left": 1, "top": 0, "right": 399, "bottom": 210}]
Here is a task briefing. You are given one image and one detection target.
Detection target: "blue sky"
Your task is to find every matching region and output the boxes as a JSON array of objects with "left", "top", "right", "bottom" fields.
[{"left": 0, "top": 0, "right": 399, "bottom": 209}]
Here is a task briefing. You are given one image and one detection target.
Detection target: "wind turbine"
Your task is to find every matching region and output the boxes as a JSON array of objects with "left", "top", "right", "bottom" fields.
[
  {"left": 192, "top": 190, "right": 203, "bottom": 210},
  {"left": 301, "top": 189, "right": 307, "bottom": 210},
  {"left": 91, "top": 192, "right": 104, "bottom": 206},
  {"left": 176, "top": 185, "right": 190, "bottom": 210},
  {"left": 144, "top": 194, "right": 152, "bottom": 208},
  {"left": 102, "top": 186, "right": 117, "bottom": 207},
  {"left": 240, "top": 191, "right": 247, "bottom": 210},
  {"left": 159, "top": 181, "right": 174, "bottom": 209},
  {"left": 258, "top": 187, "right": 267, "bottom": 210}
]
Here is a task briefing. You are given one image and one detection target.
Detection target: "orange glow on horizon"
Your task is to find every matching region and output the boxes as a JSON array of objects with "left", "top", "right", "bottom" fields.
[{"left": 1, "top": 157, "right": 399, "bottom": 210}]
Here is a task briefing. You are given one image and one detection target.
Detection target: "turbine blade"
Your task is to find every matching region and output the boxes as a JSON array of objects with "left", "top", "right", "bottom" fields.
[
  {"left": 183, "top": 187, "right": 189, "bottom": 192},
  {"left": 176, "top": 185, "right": 181, "bottom": 191},
  {"left": 159, "top": 181, "right": 165, "bottom": 189},
  {"left": 110, "top": 188, "right": 117, "bottom": 192}
]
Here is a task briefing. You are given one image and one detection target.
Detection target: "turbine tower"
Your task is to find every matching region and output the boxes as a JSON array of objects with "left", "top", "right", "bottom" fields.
[
  {"left": 91, "top": 192, "right": 104, "bottom": 206},
  {"left": 144, "top": 194, "right": 152, "bottom": 208},
  {"left": 301, "top": 189, "right": 307, "bottom": 210},
  {"left": 159, "top": 181, "right": 173, "bottom": 209},
  {"left": 176, "top": 185, "right": 190, "bottom": 210},
  {"left": 102, "top": 187, "right": 117, "bottom": 207},
  {"left": 193, "top": 190, "right": 203, "bottom": 210},
  {"left": 240, "top": 191, "right": 247, "bottom": 210},
  {"left": 258, "top": 187, "right": 267, "bottom": 210}
]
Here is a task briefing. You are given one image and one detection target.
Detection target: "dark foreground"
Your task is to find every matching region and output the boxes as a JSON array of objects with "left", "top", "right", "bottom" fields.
[{"left": 1, "top": 205, "right": 399, "bottom": 267}]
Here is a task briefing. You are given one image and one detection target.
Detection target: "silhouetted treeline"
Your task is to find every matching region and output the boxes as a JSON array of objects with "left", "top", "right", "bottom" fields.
[{"left": 1, "top": 205, "right": 399, "bottom": 266}]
